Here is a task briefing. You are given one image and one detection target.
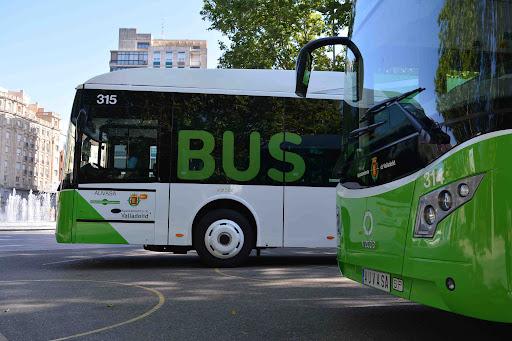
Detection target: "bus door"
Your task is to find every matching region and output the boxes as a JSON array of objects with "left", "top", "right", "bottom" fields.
[{"left": 282, "top": 99, "right": 342, "bottom": 247}]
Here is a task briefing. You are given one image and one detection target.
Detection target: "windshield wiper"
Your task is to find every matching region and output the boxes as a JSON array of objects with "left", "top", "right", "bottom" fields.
[
  {"left": 359, "top": 87, "right": 425, "bottom": 122},
  {"left": 349, "top": 120, "right": 386, "bottom": 138}
]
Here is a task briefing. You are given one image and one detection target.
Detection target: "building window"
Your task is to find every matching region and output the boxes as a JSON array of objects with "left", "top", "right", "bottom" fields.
[
  {"left": 153, "top": 51, "right": 161, "bottom": 68},
  {"left": 177, "top": 52, "right": 186, "bottom": 68},
  {"left": 114, "top": 51, "right": 148, "bottom": 65},
  {"left": 137, "top": 42, "right": 150, "bottom": 49},
  {"left": 165, "top": 51, "right": 173, "bottom": 68},
  {"left": 190, "top": 53, "right": 201, "bottom": 68}
]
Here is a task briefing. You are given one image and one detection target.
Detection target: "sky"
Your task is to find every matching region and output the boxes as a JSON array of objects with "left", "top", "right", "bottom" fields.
[{"left": 0, "top": 0, "right": 224, "bottom": 131}]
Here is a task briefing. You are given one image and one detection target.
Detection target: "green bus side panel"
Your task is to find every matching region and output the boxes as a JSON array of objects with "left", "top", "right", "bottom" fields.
[
  {"left": 339, "top": 134, "right": 512, "bottom": 322},
  {"left": 74, "top": 221, "right": 128, "bottom": 244},
  {"left": 56, "top": 190, "right": 128, "bottom": 245},
  {"left": 337, "top": 181, "right": 415, "bottom": 299},
  {"left": 56, "top": 190, "right": 75, "bottom": 243},
  {"left": 366, "top": 182, "right": 416, "bottom": 274},
  {"left": 403, "top": 135, "right": 512, "bottom": 322},
  {"left": 74, "top": 192, "right": 128, "bottom": 244}
]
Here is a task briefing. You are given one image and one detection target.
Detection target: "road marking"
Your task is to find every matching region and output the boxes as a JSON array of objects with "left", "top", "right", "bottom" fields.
[
  {"left": 0, "top": 245, "right": 23, "bottom": 248},
  {"left": 0, "top": 279, "right": 165, "bottom": 341}
]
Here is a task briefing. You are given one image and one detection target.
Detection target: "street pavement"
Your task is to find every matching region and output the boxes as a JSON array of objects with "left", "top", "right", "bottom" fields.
[
  {"left": 0, "top": 231, "right": 511, "bottom": 340},
  {"left": 0, "top": 222, "right": 56, "bottom": 232}
]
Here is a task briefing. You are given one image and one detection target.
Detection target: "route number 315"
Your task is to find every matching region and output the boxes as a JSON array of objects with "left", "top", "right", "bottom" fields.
[{"left": 96, "top": 94, "right": 117, "bottom": 105}]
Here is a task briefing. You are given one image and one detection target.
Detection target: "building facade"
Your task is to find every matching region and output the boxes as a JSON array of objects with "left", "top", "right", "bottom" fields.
[
  {"left": 109, "top": 28, "right": 207, "bottom": 72},
  {"left": 0, "top": 87, "right": 61, "bottom": 200}
]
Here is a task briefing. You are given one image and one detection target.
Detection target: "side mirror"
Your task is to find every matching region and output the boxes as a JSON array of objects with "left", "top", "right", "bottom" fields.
[{"left": 295, "top": 37, "right": 364, "bottom": 101}]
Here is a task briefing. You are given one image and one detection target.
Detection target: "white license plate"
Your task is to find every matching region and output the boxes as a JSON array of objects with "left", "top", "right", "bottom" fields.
[{"left": 362, "top": 269, "right": 390, "bottom": 292}]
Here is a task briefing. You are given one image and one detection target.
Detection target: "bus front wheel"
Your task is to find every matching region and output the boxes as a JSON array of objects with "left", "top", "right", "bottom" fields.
[{"left": 194, "top": 209, "right": 255, "bottom": 267}]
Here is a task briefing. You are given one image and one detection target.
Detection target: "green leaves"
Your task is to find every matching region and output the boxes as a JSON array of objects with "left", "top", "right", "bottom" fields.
[{"left": 201, "top": 0, "right": 351, "bottom": 70}]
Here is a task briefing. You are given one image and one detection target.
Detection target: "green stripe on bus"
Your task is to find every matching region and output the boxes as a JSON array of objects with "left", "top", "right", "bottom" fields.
[
  {"left": 74, "top": 192, "right": 128, "bottom": 244},
  {"left": 56, "top": 190, "right": 128, "bottom": 244}
]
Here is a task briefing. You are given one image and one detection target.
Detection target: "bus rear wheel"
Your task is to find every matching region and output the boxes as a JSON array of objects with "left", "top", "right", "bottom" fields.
[{"left": 194, "top": 209, "right": 254, "bottom": 267}]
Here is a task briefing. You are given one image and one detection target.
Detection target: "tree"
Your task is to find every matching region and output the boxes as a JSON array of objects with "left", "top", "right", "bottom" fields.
[{"left": 201, "top": 0, "right": 352, "bottom": 70}]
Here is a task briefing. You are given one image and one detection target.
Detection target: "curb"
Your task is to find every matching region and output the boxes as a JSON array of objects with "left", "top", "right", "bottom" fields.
[{"left": 0, "top": 229, "right": 55, "bottom": 232}]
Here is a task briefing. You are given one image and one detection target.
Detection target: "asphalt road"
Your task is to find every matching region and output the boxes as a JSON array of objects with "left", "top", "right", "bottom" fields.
[{"left": 0, "top": 231, "right": 510, "bottom": 341}]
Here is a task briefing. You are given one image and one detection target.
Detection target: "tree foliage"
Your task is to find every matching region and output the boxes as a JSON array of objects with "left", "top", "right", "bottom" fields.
[{"left": 201, "top": 0, "right": 351, "bottom": 70}]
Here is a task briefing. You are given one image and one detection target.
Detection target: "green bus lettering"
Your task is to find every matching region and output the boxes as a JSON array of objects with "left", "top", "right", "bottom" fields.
[
  {"left": 223, "top": 131, "right": 261, "bottom": 181},
  {"left": 178, "top": 130, "right": 305, "bottom": 182},
  {"left": 177, "top": 130, "right": 215, "bottom": 180}
]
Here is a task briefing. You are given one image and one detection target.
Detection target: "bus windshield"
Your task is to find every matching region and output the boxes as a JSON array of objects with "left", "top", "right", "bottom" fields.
[
  {"left": 338, "top": 0, "right": 512, "bottom": 188},
  {"left": 62, "top": 90, "right": 166, "bottom": 187}
]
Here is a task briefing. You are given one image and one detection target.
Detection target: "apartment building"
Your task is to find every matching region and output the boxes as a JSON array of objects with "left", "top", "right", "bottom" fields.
[
  {"left": 109, "top": 28, "right": 207, "bottom": 71},
  {"left": 0, "top": 87, "right": 61, "bottom": 199}
]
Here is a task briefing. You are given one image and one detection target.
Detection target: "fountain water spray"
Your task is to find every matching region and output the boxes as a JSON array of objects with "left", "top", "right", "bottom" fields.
[{"left": 1, "top": 188, "right": 55, "bottom": 223}]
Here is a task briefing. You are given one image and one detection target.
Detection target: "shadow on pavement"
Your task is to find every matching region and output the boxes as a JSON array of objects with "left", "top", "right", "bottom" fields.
[
  {"left": 54, "top": 248, "right": 337, "bottom": 270},
  {"left": 334, "top": 304, "right": 512, "bottom": 338}
]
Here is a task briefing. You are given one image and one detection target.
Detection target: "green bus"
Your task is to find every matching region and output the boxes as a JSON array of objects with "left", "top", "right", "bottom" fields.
[{"left": 296, "top": 0, "right": 512, "bottom": 323}]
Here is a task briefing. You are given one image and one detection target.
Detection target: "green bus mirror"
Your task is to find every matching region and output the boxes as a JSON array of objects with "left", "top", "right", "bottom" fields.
[{"left": 295, "top": 37, "right": 364, "bottom": 101}]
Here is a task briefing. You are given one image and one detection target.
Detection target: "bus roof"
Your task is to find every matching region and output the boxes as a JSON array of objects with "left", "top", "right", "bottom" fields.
[{"left": 80, "top": 68, "right": 344, "bottom": 99}]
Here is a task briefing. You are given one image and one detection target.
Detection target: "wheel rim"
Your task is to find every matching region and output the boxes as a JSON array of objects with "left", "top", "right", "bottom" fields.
[{"left": 204, "top": 219, "right": 245, "bottom": 259}]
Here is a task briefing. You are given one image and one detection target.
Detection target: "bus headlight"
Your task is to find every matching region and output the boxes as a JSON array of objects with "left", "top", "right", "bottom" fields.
[
  {"left": 424, "top": 205, "right": 436, "bottom": 225},
  {"left": 414, "top": 174, "right": 484, "bottom": 238},
  {"left": 438, "top": 190, "right": 452, "bottom": 211},
  {"left": 458, "top": 183, "right": 470, "bottom": 197}
]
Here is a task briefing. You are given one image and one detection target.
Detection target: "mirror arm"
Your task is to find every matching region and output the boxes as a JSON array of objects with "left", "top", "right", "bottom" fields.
[{"left": 295, "top": 36, "right": 364, "bottom": 101}]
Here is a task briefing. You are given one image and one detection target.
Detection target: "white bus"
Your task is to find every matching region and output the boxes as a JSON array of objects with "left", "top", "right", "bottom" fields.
[{"left": 57, "top": 68, "right": 343, "bottom": 266}]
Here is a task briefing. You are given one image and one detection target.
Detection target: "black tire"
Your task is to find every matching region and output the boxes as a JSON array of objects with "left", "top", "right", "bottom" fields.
[{"left": 193, "top": 208, "right": 255, "bottom": 267}]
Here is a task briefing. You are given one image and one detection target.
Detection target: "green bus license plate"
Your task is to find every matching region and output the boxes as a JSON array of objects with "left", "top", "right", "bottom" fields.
[{"left": 362, "top": 269, "right": 390, "bottom": 292}]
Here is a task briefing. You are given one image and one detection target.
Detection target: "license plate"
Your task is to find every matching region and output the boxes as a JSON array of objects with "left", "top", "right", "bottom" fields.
[{"left": 362, "top": 269, "right": 390, "bottom": 292}]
